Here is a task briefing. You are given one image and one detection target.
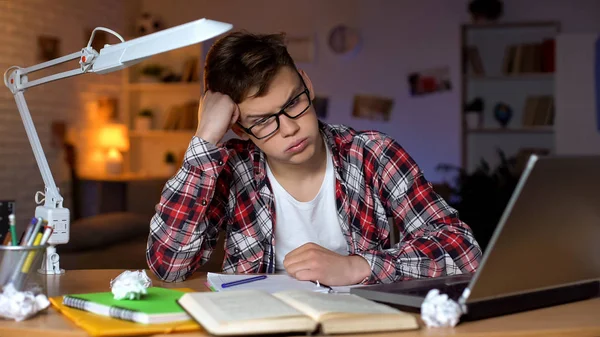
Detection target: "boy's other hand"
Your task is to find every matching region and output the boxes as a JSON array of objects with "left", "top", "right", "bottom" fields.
[
  {"left": 283, "top": 243, "right": 371, "bottom": 286},
  {"left": 195, "top": 91, "right": 240, "bottom": 145}
]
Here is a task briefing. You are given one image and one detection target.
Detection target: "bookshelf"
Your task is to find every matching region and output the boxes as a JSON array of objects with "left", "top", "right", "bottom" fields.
[
  {"left": 120, "top": 41, "right": 208, "bottom": 176},
  {"left": 461, "top": 21, "right": 560, "bottom": 172}
]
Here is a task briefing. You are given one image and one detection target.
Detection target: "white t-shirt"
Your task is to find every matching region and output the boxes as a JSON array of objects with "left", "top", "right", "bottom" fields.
[{"left": 266, "top": 144, "right": 348, "bottom": 272}]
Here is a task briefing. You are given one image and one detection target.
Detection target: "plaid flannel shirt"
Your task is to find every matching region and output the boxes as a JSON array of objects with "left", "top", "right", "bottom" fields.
[{"left": 147, "top": 122, "right": 482, "bottom": 283}]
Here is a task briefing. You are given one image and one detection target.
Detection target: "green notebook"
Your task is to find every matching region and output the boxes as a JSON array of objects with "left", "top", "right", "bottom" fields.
[{"left": 63, "top": 287, "right": 190, "bottom": 324}]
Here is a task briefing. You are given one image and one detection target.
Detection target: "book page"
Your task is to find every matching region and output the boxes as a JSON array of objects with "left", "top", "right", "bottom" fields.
[
  {"left": 207, "top": 272, "right": 328, "bottom": 293},
  {"left": 273, "top": 290, "right": 402, "bottom": 321},
  {"left": 186, "top": 290, "right": 306, "bottom": 323}
]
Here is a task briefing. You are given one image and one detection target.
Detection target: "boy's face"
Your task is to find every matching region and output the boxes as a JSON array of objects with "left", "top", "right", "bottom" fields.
[{"left": 234, "top": 66, "right": 320, "bottom": 167}]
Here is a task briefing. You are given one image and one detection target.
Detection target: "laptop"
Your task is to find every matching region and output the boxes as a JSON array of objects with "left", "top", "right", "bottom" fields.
[{"left": 351, "top": 155, "right": 600, "bottom": 320}]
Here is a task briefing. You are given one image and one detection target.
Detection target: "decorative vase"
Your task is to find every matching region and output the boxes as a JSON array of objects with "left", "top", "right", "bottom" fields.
[
  {"left": 465, "top": 112, "right": 482, "bottom": 129},
  {"left": 134, "top": 116, "right": 152, "bottom": 131},
  {"left": 166, "top": 163, "right": 177, "bottom": 176},
  {"left": 493, "top": 103, "right": 513, "bottom": 128},
  {"left": 139, "top": 75, "right": 160, "bottom": 83}
]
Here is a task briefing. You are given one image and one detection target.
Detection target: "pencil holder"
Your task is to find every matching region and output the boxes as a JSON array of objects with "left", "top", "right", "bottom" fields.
[{"left": 0, "top": 244, "right": 47, "bottom": 294}]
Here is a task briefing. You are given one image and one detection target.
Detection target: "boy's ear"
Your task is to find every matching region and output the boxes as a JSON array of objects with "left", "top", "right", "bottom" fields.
[
  {"left": 298, "top": 69, "right": 315, "bottom": 101},
  {"left": 231, "top": 123, "right": 250, "bottom": 140}
]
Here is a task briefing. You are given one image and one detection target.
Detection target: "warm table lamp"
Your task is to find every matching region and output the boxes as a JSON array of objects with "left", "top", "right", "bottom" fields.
[
  {"left": 98, "top": 123, "right": 130, "bottom": 175},
  {"left": 3, "top": 18, "right": 232, "bottom": 275}
]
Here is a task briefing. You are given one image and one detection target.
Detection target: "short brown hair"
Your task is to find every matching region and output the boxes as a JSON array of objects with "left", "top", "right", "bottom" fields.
[{"left": 204, "top": 31, "right": 296, "bottom": 103}]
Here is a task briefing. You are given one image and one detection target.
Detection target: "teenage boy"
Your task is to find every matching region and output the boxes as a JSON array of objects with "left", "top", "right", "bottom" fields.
[{"left": 147, "top": 31, "right": 482, "bottom": 286}]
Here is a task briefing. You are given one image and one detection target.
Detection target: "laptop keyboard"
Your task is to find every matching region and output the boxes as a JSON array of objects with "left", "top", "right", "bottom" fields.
[{"left": 404, "top": 281, "right": 469, "bottom": 300}]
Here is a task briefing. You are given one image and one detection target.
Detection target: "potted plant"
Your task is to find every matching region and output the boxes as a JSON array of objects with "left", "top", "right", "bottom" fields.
[
  {"left": 464, "top": 97, "right": 484, "bottom": 130},
  {"left": 139, "top": 64, "right": 165, "bottom": 82},
  {"left": 135, "top": 109, "right": 153, "bottom": 131},
  {"left": 468, "top": 0, "right": 503, "bottom": 24},
  {"left": 436, "top": 149, "right": 520, "bottom": 251},
  {"left": 164, "top": 151, "right": 177, "bottom": 175}
]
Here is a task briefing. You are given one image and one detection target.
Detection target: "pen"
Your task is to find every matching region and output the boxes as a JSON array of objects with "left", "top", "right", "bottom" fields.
[
  {"left": 8, "top": 214, "right": 17, "bottom": 246},
  {"left": 20, "top": 218, "right": 37, "bottom": 245},
  {"left": 25, "top": 217, "right": 43, "bottom": 246},
  {"left": 311, "top": 280, "right": 334, "bottom": 293},
  {"left": 40, "top": 226, "right": 54, "bottom": 245},
  {"left": 221, "top": 275, "right": 267, "bottom": 288}
]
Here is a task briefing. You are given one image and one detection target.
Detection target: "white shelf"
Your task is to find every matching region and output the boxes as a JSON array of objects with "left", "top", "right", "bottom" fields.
[
  {"left": 466, "top": 126, "right": 554, "bottom": 134},
  {"left": 467, "top": 73, "right": 554, "bottom": 81},
  {"left": 125, "top": 82, "right": 202, "bottom": 91},
  {"left": 130, "top": 130, "right": 196, "bottom": 138}
]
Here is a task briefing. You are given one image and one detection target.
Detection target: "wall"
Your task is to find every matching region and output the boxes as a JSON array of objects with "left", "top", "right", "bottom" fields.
[
  {"left": 141, "top": 0, "right": 465, "bottom": 183},
  {"left": 555, "top": 33, "right": 600, "bottom": 155},
  {"left": 140, "top": 0, "right": 600, "bottom": 184},
  {"left": 0, "top": 0, "right": 133, "bottom": 230}
]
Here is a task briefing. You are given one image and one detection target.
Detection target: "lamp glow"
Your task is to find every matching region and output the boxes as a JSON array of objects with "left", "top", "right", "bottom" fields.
[{"left": 99, "top": 123, "right": 130, "bottom": 175}]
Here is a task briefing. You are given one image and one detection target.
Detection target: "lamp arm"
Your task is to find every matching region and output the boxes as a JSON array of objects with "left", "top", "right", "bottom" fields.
[
  {"left": 4, "top": 47, "right": 99, "bottom": 208},
  {"left": 13, "top": 91, "right": 62, "bottom": 207}
]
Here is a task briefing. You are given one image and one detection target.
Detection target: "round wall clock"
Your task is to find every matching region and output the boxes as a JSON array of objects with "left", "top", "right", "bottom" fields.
[{"left": 327, "top": 25, "right": 360, "bottom": 55}]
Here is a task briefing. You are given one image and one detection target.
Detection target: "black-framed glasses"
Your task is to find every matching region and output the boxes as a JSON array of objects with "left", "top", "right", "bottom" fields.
[{"left": 237, "top": 76, "right": 312, "bottom": 140}]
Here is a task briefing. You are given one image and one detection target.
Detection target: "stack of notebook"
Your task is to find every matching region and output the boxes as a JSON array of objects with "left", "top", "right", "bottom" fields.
[{"left": 50, "top": 287, "right": 201, "bottom": 336}]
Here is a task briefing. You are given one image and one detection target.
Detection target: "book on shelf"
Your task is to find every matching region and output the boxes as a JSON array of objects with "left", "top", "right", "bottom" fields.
[
  {"left": 177, "top": 289, "right": 419, "bottom": 336},
  {"left": 465, "top": 46, "right": 485, "bottom": 75},
  {"left": 522, "top": 95, "right": 554, "bottom": 127},
  {"left": 503, "top": 39, "right": 555, "bottom": 74},
  {"left": 163, "top": 100, "right": 199, "bottom": 131},
  {"left": 181, "top": 57, "right": 200, "bottom": 82}
]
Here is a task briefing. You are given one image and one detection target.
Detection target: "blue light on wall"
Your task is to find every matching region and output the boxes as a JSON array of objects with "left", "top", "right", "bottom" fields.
[{"left": 596, "top": 36, "right": 600, "bottom": 131}]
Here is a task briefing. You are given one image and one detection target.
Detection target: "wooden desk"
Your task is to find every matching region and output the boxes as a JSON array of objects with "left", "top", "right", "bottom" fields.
[{"left": 1, "top": 270, "right": 599, "bottom": 337}]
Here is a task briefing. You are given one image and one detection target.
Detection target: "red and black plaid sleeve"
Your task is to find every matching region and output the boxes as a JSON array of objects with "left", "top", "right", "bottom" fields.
[
  {"left": 354, "top": 134, "right": 482, "bottom": 284},
  {"left": 146, "top": 137, "right": 232, "bottom": 282}
]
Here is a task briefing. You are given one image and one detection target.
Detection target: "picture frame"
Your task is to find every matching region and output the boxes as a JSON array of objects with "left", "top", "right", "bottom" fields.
[
  {"left": 37, "top": 36, "right": 61, "bottom": 62},
  {"left": 407, "top": 66, "right": 452, "bottom": 96},
  {"left": 351, "top": 94, "right": 394, "bottom": 122}
]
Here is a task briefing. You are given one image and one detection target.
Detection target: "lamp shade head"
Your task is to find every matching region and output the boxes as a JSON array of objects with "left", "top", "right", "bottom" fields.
[
  {"left": 98, "top": 123, "right": 129, "bottom": 151},
  {"left": 92, "top": 18, "right": 233, "bottom": 74}
]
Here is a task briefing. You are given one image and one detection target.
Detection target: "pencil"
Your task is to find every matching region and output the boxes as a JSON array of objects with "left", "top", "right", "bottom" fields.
[
  {"left": 9, "top": 214, "right": 18, "bottom": 246},
  {"left": 2, "top": 232, "right": 11, "bottom": 246}
]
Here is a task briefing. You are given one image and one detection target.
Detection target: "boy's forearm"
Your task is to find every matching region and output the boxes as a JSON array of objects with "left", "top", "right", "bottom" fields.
[{"left": 356, "top": 214, "right": 482, "bottom": 284}]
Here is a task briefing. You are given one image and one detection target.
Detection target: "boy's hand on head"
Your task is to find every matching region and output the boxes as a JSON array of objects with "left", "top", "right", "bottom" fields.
[
  {"left": 283, "top": 243, "right": 371, "bottom": 286},
  {"left": 195, "top": 91, "right": 240, "bottom": 145}
]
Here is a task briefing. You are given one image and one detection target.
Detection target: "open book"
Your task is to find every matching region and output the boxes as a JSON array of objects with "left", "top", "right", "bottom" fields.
[{"left": 177, "top": 289, "right": 419, "bottom": 335}]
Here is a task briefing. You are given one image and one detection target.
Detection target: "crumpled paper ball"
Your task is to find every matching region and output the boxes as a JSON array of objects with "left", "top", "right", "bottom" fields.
[
  {"left": 109, "top": 270, "right": 152, "bottom": 300},
  {"left": 0, "top": 283, "right": 50, "bottom": 321},
  {"left": 420, "top": 289, "right": 467, "bottom": 328}
]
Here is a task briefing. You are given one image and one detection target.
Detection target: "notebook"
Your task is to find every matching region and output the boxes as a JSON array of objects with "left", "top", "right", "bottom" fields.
[
  {"left": 206, "top": 272, "right": 360, "bottom": 293},
  {"left": 50, "top": 288, "right": 201, "bottom": 337},
  {"left": 178, "top": 289, "right": 419, "bottom": 335},
  {"left": 61, "top": 287, "right": 189, "bottom": 324}
]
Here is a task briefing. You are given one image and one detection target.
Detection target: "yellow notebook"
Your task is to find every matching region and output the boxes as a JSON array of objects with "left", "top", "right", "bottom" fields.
[{"left": 49, "top": 288, "right": 202, "bottom": 337}]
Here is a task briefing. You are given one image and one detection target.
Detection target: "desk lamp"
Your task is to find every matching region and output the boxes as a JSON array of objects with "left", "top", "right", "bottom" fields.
[{"left": 3, "top": 18, "right": 233, "bottom": 275}]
